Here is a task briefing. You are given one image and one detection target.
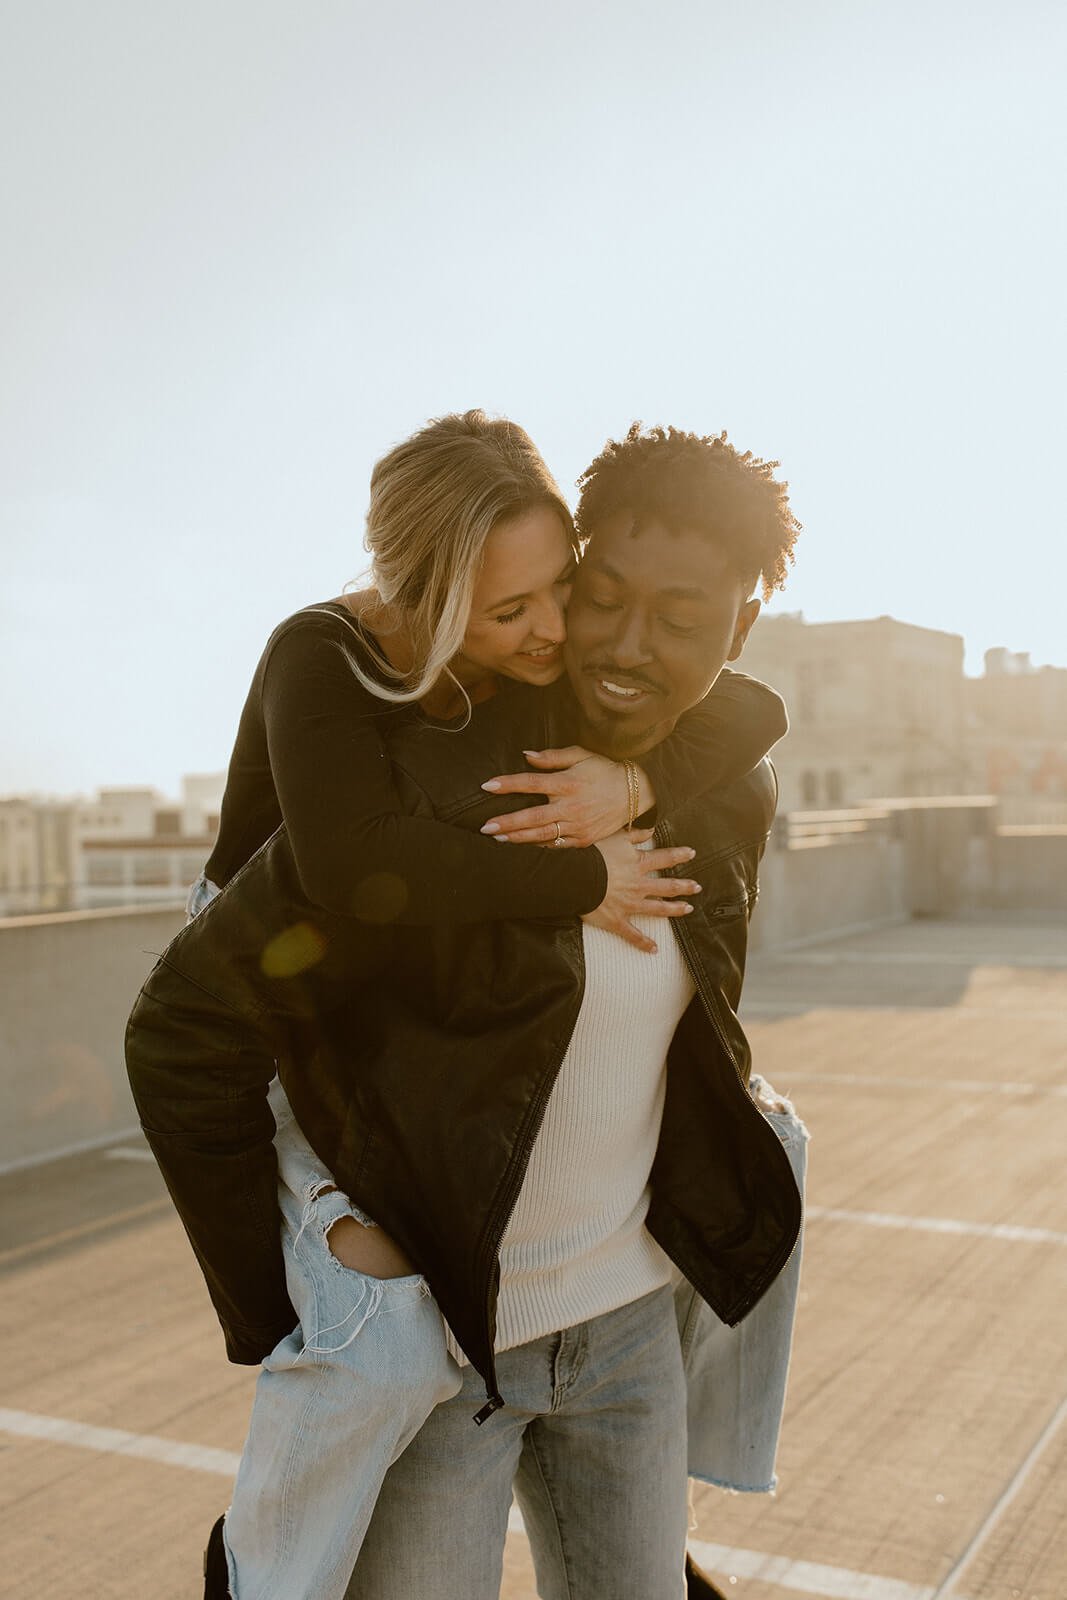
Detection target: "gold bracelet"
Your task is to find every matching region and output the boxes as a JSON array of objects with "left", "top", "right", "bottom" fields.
[{"left": 623, "top": 760, "right": 640, "bottom": 830}]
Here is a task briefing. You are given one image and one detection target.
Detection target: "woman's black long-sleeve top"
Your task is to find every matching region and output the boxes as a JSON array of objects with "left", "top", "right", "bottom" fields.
[{"left": 204, "top": 602, "right": 788, "bottom": 921}]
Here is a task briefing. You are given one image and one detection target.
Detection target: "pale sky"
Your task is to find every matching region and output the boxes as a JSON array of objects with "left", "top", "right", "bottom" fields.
[{"left": 3, "top": 0, "right": 1065, "bottom": 798}]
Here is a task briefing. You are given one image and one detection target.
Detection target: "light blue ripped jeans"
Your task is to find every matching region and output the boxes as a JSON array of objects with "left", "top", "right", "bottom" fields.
[
  {"left": 186, "top": 877, "right": 461, "bottom": 1600},
  {"left": 676, "top": 1074, "right": 809, "bottom": 1495}
]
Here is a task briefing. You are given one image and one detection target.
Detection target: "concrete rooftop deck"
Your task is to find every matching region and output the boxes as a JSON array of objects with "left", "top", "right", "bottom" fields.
[{"left": 1, "top": 913, "right": 1065, "bottom": 1599}]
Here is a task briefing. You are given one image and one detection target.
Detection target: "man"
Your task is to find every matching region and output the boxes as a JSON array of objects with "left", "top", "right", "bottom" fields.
[{"left": 127, "top": 424, "right": 804, "bottom": 1599}]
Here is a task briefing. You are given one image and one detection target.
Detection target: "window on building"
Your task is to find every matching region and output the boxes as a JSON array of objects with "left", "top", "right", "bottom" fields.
[
  {"left": 796, "top": 661, "right": 817, "bottom": 724},
  {"left": 86, "top": 858, "right": 124, "bottom": 886},
  {"left": 133, "top": 853, "right": 172, "bottom": 886}
]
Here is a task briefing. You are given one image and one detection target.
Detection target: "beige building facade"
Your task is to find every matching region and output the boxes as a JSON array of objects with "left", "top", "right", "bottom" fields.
[
  {"left": 0, "top": 777, "right": 224, "bottom": 917},
  {"left": 0, "top": 800, "right": 39, "bottom": 915},
  {"left": 738, "top": 613, "right": 967, "bottom": 813},
  {"left": 964, "top": 650, "right": 1067, "bottom": 821}
]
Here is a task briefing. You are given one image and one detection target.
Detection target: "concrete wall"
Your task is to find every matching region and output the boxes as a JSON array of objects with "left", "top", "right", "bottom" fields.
[
  {"left": 991, "top": 832, "right": 1067, "bottom": 912},
  {"left": 0, "top": 904, "right": 184, "bottom": 1170},
  {"left": 750, "top": 832, "right": 906, "bottom": 951}
]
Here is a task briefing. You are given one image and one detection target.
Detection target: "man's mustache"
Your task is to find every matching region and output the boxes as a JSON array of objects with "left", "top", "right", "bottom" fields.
[{"left": 578, "top": 662, "right": 664, "bottom": 696}]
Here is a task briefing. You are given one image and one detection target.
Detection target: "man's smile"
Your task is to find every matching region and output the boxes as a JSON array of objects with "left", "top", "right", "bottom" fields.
[{"left": 582, "top": 667, "right": 662, "bottom": 715}]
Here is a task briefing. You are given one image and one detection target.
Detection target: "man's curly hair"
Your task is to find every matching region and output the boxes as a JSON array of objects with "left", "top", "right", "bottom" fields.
[{"left": 575, "top": 424, "right": 800, "bottom": 601}]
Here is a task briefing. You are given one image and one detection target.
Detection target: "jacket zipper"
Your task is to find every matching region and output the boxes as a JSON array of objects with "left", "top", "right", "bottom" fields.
[{"left": 472, "top": 921, "right": 586, "bottom": 1420}]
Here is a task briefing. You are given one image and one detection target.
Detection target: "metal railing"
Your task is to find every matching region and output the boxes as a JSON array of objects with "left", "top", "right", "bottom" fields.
[{"left": 775, "top": 807, "right": 893, "bottom": 850}]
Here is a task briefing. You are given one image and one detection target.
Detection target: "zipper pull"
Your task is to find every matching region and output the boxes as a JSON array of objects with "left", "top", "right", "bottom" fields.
[{"left": 472, "top": 1394, "right": 505, "bottom": 1426}]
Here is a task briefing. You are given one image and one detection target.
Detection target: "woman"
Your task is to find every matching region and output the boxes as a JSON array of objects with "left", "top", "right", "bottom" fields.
[{"left": 152, "top": 411, "right": 784, "bottom": 1598}]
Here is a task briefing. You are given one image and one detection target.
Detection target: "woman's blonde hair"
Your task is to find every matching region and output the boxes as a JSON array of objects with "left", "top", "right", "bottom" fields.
[{"left": 327, "top": 409, "right": 574, "bottom": 708}]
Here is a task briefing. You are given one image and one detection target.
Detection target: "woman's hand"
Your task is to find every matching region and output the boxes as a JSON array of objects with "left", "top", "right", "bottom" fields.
[
  {"left": 585, "top": 828, "right": 701, "bottom": 954},
  {"left": 479, "top": 746, "right": 654, "bottom": 848}
]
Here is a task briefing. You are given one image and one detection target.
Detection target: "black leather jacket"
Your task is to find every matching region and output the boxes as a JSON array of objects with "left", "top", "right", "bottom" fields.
[{"left": 126, "top": 682, "right": 802, "bottom": 1412}]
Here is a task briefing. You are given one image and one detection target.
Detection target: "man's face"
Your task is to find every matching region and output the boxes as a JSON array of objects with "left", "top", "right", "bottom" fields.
[{"left": 563, "top": 509, "right": 761, "bottom": 758}]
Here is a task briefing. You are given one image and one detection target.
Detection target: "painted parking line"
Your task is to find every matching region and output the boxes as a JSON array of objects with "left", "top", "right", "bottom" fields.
[
  {"left": 686, "top": 1537, "right": 935, "bottom": 1600},
  {"left": 930, "top": 1393, "right": 1067, "bottom": 1598},
  {"left": 807, "top": 1205, "right": 1067, "bottom": 1247},
  {"left": 0, "top": 1127, "right": 144, "bottom": 1178},
  {"left": 0, "top": 1406, "right": 240, "bottom": 1476},
  {"left": 745, "top": 1001, "right": 1067, "bottom": 1023},
  {"left": 1, "top": 1406, "right": 949, "bottom": 1600},
  {"left": 744, "top": 1067, "right": 1067, "bottom": 1099},
  {"left": 0, "top": 1197, "right": 173, "bottom": 1269},
  {"left": 511, "top": 1509, "right": 939, "bottom": 1600},
  {"left": 773, "top": 950, "right": 1067, "bottom": 970}
]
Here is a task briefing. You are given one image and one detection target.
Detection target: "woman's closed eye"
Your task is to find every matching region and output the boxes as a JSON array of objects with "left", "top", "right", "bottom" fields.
[{"left": 495, "top": 564, "right": 575, "bottom": 625}]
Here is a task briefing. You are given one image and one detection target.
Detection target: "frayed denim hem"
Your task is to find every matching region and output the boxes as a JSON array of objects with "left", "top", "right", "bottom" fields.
[{"left": 689, "top": 1471, "right": 778, "bottom": 1496}]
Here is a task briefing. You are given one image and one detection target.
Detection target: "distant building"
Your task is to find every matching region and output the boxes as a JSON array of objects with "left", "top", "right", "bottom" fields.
[
  {"left": 0, "top": 774, "right": 225, "bottom": 917},
  {"left": 0, "top": 799, "right": 38, "bottom": 915},
  {"left": 965, "top": 650, "right": 1067, "bottom": 820},
  {"left": 739, "top": 613, "right": 967, "bottom": 812},
  {"left": 78, "top": 826, "right": 218, "bottom": 910},
  {"left": 32, "top": 800, "right": 79, "bottom": 912},
  {"left": 75, "top": 786, "right": 159, "bottom": 841},
  {"left": 180, "top": 772, "right": 225, "bottom": 837}
]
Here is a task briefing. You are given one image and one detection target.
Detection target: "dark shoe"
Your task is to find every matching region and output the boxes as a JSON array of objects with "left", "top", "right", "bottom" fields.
[
  {"left": 204, "top": 1514, "right": 230, "bottom": 1599},
  {"left": 686, "top": 1549, "right": 729, "bottom": 1599}
]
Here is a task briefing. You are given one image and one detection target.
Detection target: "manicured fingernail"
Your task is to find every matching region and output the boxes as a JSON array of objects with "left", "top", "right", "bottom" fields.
[
  {"left": 688, "top": 883, "right": 702, "bottom": 893},
  {"left": 682, "top": 848, "right": 696, "bottom": 859},
  {"left": 480, "top": 821, "right": 500, "bottom": 834},
  {"left": 481, "top": 780, "right": 501, "bottom": 792},
  {"left": 523, "top": 750, "right": 540, "bottom": 757},
  {"left": 679, "top": 903, "right": 693, "bottom": 914}
]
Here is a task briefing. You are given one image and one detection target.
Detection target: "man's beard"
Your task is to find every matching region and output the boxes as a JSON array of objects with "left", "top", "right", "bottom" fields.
[
  {"left": 559, "top": 665, "right": 665, "bottom": 759},
  {"left": 575, "top": 706, "right": 663, "bottom": 760}
]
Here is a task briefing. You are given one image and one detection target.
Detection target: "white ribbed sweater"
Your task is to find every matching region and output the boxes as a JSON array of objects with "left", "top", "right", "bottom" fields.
[{"left": 446, "top": 919, "right": 695, "bottom": 1364}]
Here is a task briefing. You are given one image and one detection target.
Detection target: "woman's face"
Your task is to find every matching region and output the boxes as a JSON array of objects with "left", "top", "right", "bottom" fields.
[{"left": 455, "top": 503, "right": 576, "bottom": 686}]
